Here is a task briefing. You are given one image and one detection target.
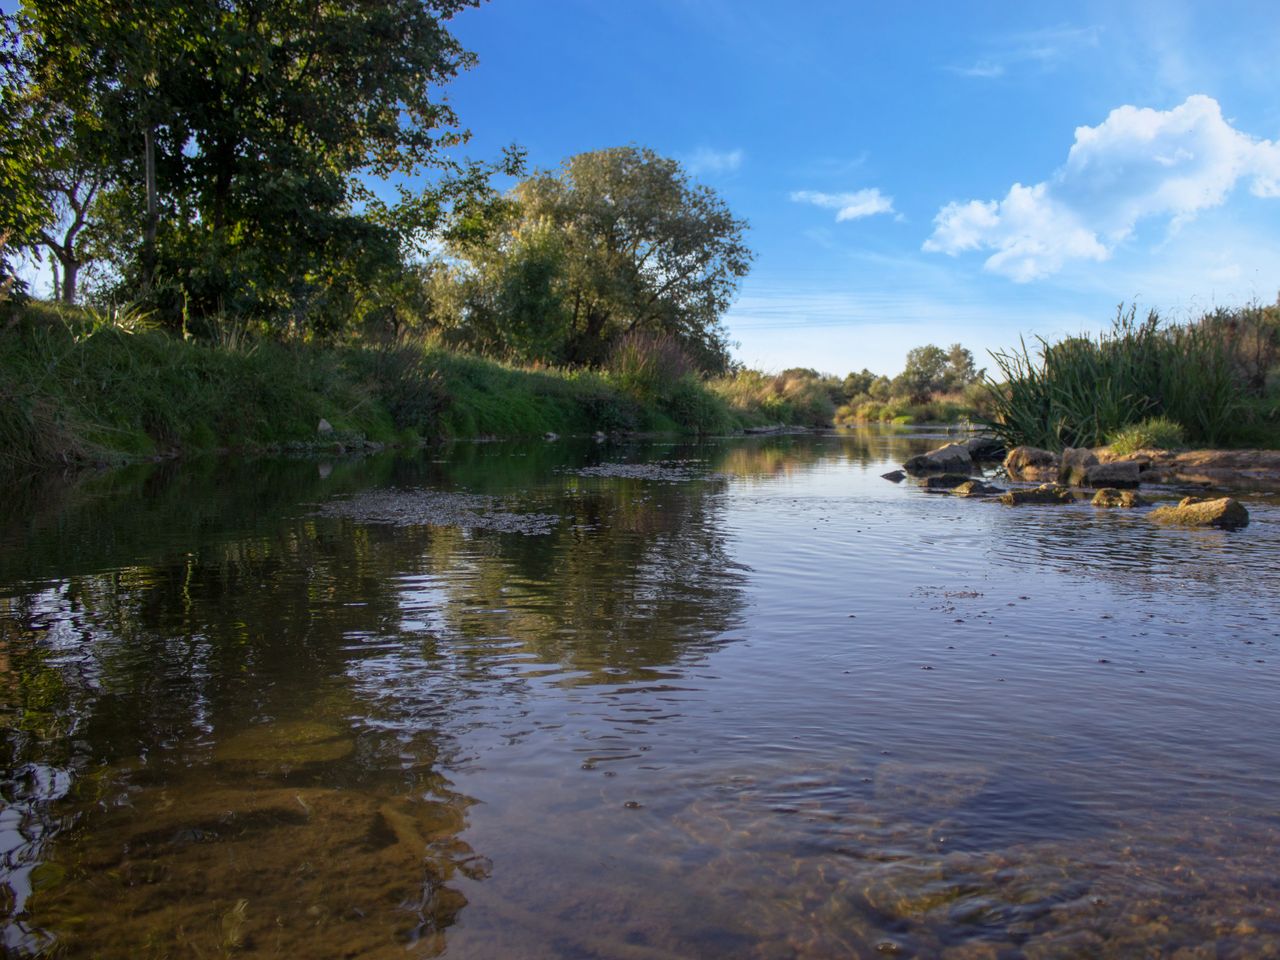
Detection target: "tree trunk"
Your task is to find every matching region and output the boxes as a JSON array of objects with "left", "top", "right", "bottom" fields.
[
  {"left": 63, "top": 260, "right": 78, "bottom": 305},
  {"left": 143, "top": 125, "right": 158, "bottom": 288}
]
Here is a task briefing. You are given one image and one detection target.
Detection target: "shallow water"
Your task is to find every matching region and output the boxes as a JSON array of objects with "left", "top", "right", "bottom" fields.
[{"left": 2, "top": 429, "right": 1279, "bottom": 958}]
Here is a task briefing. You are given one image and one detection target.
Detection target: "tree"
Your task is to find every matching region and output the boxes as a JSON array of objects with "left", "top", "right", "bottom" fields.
[
  {"left": 468, "top": 146, "right": 753, "bottom": 372},
  {"left": 942, "top": 343, "right": 981, "bottom": 391},
  {"left": 16, "top": 0, "right": 499, "bottom": 330},
  {"left": 842, "top": 368, "right": 876, "bottom": 400},
  {"left": 895, "top": 344, "right": 949, "bottom": 402},
  {"left": 0, "top": 12, "right": 52, "bottom": 299}
]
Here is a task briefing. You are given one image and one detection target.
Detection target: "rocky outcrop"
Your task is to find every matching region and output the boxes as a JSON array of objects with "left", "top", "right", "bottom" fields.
[
  {"left": 952, "top": 480, "right": 1004, "bottom": 497},
  {"left": 922, "top": 474, "right": 975, "bottom": 490},
  {"left": 903, "top": 442, "right": 973, "bottom": 475},
  {"left": 1098, "top": 448, "right": 1280, "bottom": 486},
  {"left": 999, "top": 483, "right": 1075, "bottom": 506},
  {"left": 1091, "top": 488, "right": 1146, "bottom": 508},
  {"left": 1003, "top": 446, "right": 1059, "bottom": 481},
  {"left": 1148, "top": 496, "right": 1250, "bottom": 529}
]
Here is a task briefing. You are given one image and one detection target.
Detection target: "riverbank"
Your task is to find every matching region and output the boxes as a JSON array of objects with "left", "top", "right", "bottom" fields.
[{"left": 0, "top": 303, "right": 806, "bottom": 472}]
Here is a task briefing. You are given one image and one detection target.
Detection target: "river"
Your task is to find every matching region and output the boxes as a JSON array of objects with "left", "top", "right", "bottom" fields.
[{"left": 2, "top": 428, "right": 1279, "bottom": 958}]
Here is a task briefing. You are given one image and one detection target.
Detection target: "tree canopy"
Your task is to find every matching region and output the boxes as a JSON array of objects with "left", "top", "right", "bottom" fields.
[
  {"left": 438, "top": 146, "right": 753, "bottom": 372},
  {"left": 3, "top": 0, "right": 515, "bottom": 330}
]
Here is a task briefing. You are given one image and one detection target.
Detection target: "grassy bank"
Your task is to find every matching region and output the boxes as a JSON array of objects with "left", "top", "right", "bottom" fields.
[
  {"left": 986, "top": 304, "right": 1280, "bottom": 451},
  {"left": 0, "top": 303, "right": 795, "bottom": 472}
]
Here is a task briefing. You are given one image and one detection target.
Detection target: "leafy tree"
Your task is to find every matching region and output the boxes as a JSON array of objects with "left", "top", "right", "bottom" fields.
[
  {"left": 15, "top": 0, "right": 505, "bottom": 331},
  {"left": 477, "top": 146, "right": 753, "bottom": 372},
  {"left": 842, "top": 368, "right": 876, "bottom": 400},
  {"left": 895, "top": 344, "right": 949, "bottom": 402},
  {"left": 942, "top": 342, "right": 981, "bottom": 391},
  {"left": 0, "top": 12, "right": 51, "bottom": 299}
]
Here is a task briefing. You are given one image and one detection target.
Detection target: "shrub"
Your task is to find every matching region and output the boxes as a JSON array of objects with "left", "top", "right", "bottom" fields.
[
  {"left": 1107, "top": 417, "right": 1187, "bottom": 455},
  {"left": 606, "top": 331, "right": 694, "bottom": 402}
]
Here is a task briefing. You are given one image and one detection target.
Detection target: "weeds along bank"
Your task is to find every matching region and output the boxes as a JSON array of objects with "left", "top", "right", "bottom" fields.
[
  {"left": 987, "top": 303, "right": 1280, "bottom": 452},
  {"left": 0, "top": 305, "right": 772, "bottom": 472}
]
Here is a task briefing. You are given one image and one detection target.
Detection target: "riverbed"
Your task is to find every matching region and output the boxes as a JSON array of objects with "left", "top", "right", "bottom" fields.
[{"left": 2, "top": 428, "right": 1279, "bottom": 958}]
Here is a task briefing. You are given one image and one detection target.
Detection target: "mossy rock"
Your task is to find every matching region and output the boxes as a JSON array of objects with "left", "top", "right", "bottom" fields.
[
  {"left": 1148, "top": 496, "right": 1249, "bottom": 530},
  {"left": 1091, "top": 488, "right": 1146, "bottom": 508},
  {"left": 999, "top": 484, "right": 1074, "bottom": 506}
]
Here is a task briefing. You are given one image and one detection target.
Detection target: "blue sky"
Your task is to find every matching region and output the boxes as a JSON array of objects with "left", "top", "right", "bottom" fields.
[{"left": 445, "top": 0, "right": 1280, "bottom": 374}]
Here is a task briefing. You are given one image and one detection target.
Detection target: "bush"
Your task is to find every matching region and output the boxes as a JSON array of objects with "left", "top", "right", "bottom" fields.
[{"left": 1107, "top": 417, "right": 1186, "bottom": 455}]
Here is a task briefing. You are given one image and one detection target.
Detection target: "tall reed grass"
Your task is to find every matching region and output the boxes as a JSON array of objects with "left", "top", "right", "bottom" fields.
[{"left": 983, "top": 306, "right": 1242, "bottom": 449}]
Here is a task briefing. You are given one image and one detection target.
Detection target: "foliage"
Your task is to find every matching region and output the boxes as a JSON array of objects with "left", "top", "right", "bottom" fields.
[
  {"left": 1107, "top": 417, "right": 1187, "bottom": 455},
  {"left": 710, "top": 369, "right": 837, "bottom": 428},
  {"left": 10, "top": 0, "right": 514, "bottom": 330},
  {"left": 982, "top": 305, "right": 1243, "bottom": 449},
  {"left": 0, "top": 303, "right": 765, "bottom": 471},
  {"left": 894, "top": 344, "right": 948, "bottom": 402},
  {"left": 437, "top": 146, "right": 753, "bottom": 372}
]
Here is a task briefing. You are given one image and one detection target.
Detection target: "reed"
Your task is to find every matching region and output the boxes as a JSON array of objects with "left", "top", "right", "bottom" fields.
[{"left": 983, "top": 306, "right": 1242, "bottom": 449}]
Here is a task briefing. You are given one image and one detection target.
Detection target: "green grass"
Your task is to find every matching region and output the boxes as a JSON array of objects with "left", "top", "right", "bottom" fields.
[
  {"left": 1107, "top": 416, "right": 1187, "bottom": 455},
  {"left": 0, "top": 302, "right": 758, "bottom": 471},
  {"left": 983, "top": 306, "right": 1250, "bottom": 450}
]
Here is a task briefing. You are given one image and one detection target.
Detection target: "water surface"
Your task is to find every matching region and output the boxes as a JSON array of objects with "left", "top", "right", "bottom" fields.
[{"left": 2, "top": 430, "right": 1279, "bottom": 958}]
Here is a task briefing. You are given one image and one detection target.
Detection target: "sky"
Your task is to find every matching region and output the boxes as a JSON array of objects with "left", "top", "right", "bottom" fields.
[{"left": 441, "top": 0, "right": 1280, "bottom": 374}]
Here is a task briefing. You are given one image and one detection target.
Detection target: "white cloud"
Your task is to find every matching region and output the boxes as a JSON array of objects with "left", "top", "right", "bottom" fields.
[
  {"left": 924, "top": 95, "right": 1280, "bottom": 281},
  {"left": 791, "top": 188, "right": 895, "bottom": 222},
  {"left": 685, "top": 147, "right": 744, "bottom": 176}
]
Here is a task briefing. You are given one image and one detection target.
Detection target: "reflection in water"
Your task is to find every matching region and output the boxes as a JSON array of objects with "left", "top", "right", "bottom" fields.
[{"left": 1, "top": 431, "right": 1278, "bottom": 957}]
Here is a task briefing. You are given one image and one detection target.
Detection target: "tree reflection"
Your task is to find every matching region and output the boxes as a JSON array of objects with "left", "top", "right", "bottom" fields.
[{"left": 0, "top": 440, "right": 761, "bottom": 955}]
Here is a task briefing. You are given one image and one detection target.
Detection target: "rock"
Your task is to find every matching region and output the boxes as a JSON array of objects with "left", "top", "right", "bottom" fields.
[
  {"left": 1058, "top": 447, "right": 1099, "bottom": 485},
  {"left": 544, "top": 432, "right": 559, "bottom": 441},
  {"left": 999, "top": 483, "right": 1075, "bottom": 506},
  {"left": 1100, "top": 447, "right": 1280, "bottom": 485},
  {"left": 1149, "top": 496, "right": 1249, "bottom": 529},
  {"left": 903, "top": 442, "right": 973, "bottom": 475},
  {"left": 881, "top": 470, "right": 906, "bottom": 483},
  {"left": 1083, "top": 460, "right": 1141, "bottom": 488},
  {"left": 317, "top": 418, "right": 334, "bottom": 435},
  {"left": 963, "top": 436, "right": 1007, "bottom": 461},
  {"left": 1003, "top": 446, "right": 1059, "bottom": 480},
  {"left": 1091, "top": 488, "right": 1146, "bottom": 508},
  {"left": 923, "top": 474, "right": 975, "bottom": 490},
  {"left": 592, "top": 431, "right": 608, "bottom": 442},
  {"left": 953, "top": 480, "right": 1004, "bottom": 497}
]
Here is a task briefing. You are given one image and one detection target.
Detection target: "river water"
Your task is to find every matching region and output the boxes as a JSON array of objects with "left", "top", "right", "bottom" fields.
[{"left": 2, "top": 429, "right": 1279, "bottom": 958}]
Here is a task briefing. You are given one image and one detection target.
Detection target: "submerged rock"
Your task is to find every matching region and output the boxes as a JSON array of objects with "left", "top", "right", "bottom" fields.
[
  {"left": 922, "top": 474, "right": 974, "bottom": 491},
  {"left": 1092, "top": 488, "right": 1146, "bottom": 508},
  {"left": 952, "top": 480, "right": 1004, "bottom": 498},
  {"left": 999, "top": 484, "right": 1075, "bottom": 506},
  {"left": 903, "top": 442, "right": 972, "bottom": 475},
  {"left": 1149, "top": 496, "right": 1249, "bottom": 529},
  {"left": 215, "top": 720, "right": 354, "bottom": 773},
  {"left": 881, "top": 470, "right": 907, "bottom": 483},
  {"left": 1003, "top": 446, "right": 1059, "bottom": 481}
]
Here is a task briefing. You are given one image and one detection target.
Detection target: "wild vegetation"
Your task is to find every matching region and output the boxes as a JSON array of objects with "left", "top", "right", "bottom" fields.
[{"left": 985, "top": 302, "right": 1280, "bottom": 451}]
